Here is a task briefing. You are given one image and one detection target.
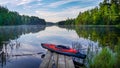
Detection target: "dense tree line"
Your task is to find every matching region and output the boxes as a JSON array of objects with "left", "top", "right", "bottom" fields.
[
  {"left": 57, "top": 18, "right": 75, "bottom": 25},
  {"left": 75, "top": 0, "right": 120, "bottom": 25},
  {"left": 58, "top": 0, "right": 120, "bottom": 25},
  {"left": 0, "top": 6, "right": 46, "bottom": 25}
]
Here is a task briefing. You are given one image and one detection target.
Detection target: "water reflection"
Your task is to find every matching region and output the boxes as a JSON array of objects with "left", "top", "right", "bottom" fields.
[
  {"left": 0, "top": 25, "right": 45, "bottom": 68},
  {"left": 0, "top": 25, "right": 45, "bottom": 45},
  {"left": 0, "top": 25, "right": 119, "bottom": 68},
  {"left": 58, "top": 25, "right": 120, "bottom": 50},
  {"left": 0, "top": 40, "right": 43, "bottom": 68},
  {"left": 75, "top": 26, "right": 120, "bottom": 50}
]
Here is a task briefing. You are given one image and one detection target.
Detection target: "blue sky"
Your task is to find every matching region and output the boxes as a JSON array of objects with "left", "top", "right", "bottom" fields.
[{"left": 0, "top": 0, "right": 103, "bottom": 22}]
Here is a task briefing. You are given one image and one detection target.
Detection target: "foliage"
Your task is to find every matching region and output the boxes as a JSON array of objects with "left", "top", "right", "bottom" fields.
[
  {"left": 57, "top": 18, "right": 75, "bottom": 25},
  {"left": 114, "top": 38, "right": 120, "bottom": 68},
  {"left": 58, "top": 0, "right": 120, "bottom": 25},
  {"left": 90, "top": 47, "right": 116, "bottom": 68},
  {"left": 75, "top": 0, "right": 120, "bottom": 25},
  {"left": 0, "top": 6, "right": 46, "bottom": 25}
]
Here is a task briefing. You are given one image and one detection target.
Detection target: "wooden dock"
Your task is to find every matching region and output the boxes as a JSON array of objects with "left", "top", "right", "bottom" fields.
[{"left": 40, "top": 51, "right": 75, "bottom": 68}]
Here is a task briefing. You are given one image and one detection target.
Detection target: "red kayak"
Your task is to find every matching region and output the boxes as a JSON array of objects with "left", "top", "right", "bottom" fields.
[{"left": 41, "top": 43, "right": 86, "bottom": 59}]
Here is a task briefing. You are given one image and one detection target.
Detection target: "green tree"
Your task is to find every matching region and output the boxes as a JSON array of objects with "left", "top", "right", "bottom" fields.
[
  {"left": 74, "top": 0, "right": 120, "bottom": 25},
  {"left": 0, "top": 6, "right": 46, "bottom": 26}
]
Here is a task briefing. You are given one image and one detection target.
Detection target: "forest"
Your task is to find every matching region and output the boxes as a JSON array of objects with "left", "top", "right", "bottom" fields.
[
  {"left": 58, "top": 0, "right": 120, "bottom": 25},
  {"left": 0, "top": 6, "right": 46, "bottom": 25}
]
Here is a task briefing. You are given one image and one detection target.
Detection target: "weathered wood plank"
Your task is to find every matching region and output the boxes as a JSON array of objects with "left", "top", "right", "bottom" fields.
[
  {"left": 53, "top": 53, "right": 58, "bottom": 68},
  {"left": 65, "top": 56, "right": 75, "bottom": 68},
  {"left": 48, "top": 55, "right": 53, "bottom": 68},
  {"left": 48, "top": 53, "right": 54, "bottom": 68},
  {"left": 58, "top": 54, "right": 65, "bottom": 68},
  {"left": 40, "top": 51, "right": 52, "bottom": 68}
]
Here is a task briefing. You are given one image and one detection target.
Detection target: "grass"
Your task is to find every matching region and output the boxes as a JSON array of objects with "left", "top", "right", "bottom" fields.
[
  {"left": 90, "top": 47, "right": 116, "bottom": 68},
  {"left": 114, "top": 41, "right": 120, "bottom": 68}
]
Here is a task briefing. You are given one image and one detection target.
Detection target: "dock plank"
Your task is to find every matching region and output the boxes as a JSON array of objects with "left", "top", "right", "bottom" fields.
[
  {"left": 53, "top": 53, "right": 58, "bottom": 68},
  {"left": 58, "top": 54, "right": 65, "bottom": 68},
  {"left": 65, "top": 56, "right": 75, "bottom": 68},
  {"left": 40, "top": 51, "right": 52, "bottom": 68},
  {"left": 48, "top": 55, "right": 53, "bottom": 68}
]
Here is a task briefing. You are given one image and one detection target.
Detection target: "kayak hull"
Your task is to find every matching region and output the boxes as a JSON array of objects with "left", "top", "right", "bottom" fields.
[{"left": 41, "top": 43, "right": 86, "bottom": 59}]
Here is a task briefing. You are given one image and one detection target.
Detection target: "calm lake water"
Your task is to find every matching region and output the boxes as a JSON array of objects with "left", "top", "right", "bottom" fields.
[{"left": 0, "top": 25, "right": 120, "bottom": 68}]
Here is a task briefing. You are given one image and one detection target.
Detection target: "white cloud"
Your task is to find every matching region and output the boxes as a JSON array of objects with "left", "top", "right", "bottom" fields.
[
  {"left": 0, "top": 0, "right": 42, "bottom": 6},
  {"left": 17, "top": 0, "right": 33, "bottom": 5},
  {"left": 17, "top": 0, "right": 41, "bottom": 6},
  {"left": 48, "top": 0, "right": 79, "bottom": 8},
  {"left": 47, "top": 0, "right": 103, "bottom": 8},
  {"left": 35, "top": 6, "right": 95, "bottom": 22},
  {"left": 36, "top": 3, "right": 43, "bottom": 6}
]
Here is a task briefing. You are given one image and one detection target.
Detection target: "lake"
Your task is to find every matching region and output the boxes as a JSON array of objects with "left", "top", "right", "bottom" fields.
[{"left": 0, "top": 25, "right": 120, "bottom": 68}]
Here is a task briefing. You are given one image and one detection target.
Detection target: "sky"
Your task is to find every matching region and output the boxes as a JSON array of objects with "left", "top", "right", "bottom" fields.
[{"left": 0, "top": 0, "right": 103, "bottom": 22}]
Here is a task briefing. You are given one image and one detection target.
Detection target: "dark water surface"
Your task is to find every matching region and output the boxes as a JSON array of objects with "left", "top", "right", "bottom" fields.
[{"left": 0, "top": 25, "right": 120, "bottom": 68}]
